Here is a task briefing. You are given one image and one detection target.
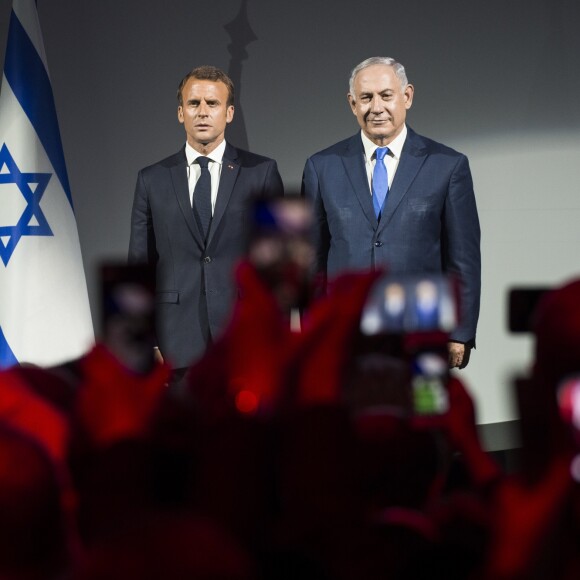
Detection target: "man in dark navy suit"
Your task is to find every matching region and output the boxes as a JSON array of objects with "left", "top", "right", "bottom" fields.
[
  {"left": 302, "top": 57, "right": 480, "bottom": 368},
  {"left": 129, "top": 66, "right": 283, "bottom": 376}
]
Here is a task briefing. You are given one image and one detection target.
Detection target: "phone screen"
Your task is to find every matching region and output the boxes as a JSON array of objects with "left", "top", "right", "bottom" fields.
[
  {"left": 100, "top": 262, "right": 156, "bottom": 374},
  {"left": 410, "top": 345, "right": 450, "bottom": 416},
  {"left": 247, "top": 196, "right": 314, "bottom": 311},
  {"left": 360, "top": 273, "right": 459, "bottom": 336}
]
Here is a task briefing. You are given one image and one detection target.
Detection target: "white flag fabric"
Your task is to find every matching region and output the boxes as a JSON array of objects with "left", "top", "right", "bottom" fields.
[{"left": 0, "top": 0, "right": 94, "bottom": 368}]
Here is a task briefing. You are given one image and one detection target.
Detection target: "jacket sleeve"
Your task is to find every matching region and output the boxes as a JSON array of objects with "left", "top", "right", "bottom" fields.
[
  {"left": 263, "top": 160, "right": 284, "bottom": 198},
  {"left": 442, "top": 154, "right": 481, "bottom": 345},
  {"left": 128, "top": 170, "right": 157, "bottom": 266},
  {"left": 301, "top": 157, "right": 330, "bottom": 283}
]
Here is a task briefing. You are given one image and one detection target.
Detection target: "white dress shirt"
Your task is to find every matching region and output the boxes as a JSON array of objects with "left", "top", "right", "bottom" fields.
[
  {"left": 360, "top": 124, "right": 407, "bottom": 194},
  {"left": 185, "top": 139, "right": 227, "bottom": 215}
]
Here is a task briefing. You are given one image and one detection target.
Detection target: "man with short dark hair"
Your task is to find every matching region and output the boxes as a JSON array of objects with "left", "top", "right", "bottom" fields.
[
  {"left": 129, "top": 66, "right": 283, "bottom": 378},
  {"left": 302, "top": 57, "right": 480, "bottom": 368}
]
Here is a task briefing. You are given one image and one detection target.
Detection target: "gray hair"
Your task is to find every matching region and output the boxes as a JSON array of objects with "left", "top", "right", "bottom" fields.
[{"left": 348, "top": 57, "right": 409, "bottom": 96}]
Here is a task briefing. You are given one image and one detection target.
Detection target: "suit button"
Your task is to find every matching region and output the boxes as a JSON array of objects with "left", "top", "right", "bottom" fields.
[
  {"left": 203, "top": 256, "right": 212, "bottom": 263},
  {"left": 374, "top": 241, "right": 383, "bottom": 247}
]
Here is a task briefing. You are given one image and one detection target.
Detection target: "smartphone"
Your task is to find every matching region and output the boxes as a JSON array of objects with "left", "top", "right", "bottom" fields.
[
  {"left": 246, "top": 196, "right": 314, "bottom": 311},
  {"left": 507, "top": 287, "right": 549, "bottom": 333},
  {"left": 100, "top": 262, "right": 157, "bottom": 374},
  {"left": 360, "top": 272, "right": 459, "bottom": 335},
  {"left": 407, "top": 335, "right": 450, "bottom": 416}
]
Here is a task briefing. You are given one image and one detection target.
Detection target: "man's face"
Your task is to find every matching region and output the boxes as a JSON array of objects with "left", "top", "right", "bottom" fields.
[
  {"left": 348, "top": 64, "right": 414, "bottom": 146},
  {"left": 177, "top": 78, "right": 234, "bottom": 152}
]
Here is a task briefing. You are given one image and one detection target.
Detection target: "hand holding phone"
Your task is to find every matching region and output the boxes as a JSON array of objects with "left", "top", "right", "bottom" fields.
[
  {"left": 247, "top": 196, "right": 314, "bottom": 312},
  {"left": 100, "top": 263, "right": 157, "bottom": 374}
]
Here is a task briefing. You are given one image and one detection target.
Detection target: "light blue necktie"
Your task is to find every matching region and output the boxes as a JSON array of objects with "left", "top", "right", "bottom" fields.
[{"left": 372, "top": 147, "right": 389, "bottom": 219}]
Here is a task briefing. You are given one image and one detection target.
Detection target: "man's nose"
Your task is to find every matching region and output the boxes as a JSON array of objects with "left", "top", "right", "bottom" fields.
[
  {"left": 370, "top": 94, "right": 383, "bottom": 112},
  {"left": 198, "top": 102, "right": 209, "bottom": 116}
]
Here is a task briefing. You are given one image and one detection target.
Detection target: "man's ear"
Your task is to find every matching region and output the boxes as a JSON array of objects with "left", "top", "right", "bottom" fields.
[
  {"left": 226, "top": 105, "right": 235, "bottom": 124},
  {"left": 404, "top": 84, "right": 414, "bottom": 110},
  {"left": 347, "top": 93, "right": 357, "bottom": 115},
  {"left": 177, "top": 106, "right": 184, "bottom": 124}
]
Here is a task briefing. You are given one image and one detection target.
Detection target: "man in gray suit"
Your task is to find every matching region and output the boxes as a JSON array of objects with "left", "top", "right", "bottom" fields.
[
  {"left": 301, "top": 57, "right": 480, "bottom": 368},
  {"left": 129, "top": 66, "right": 283, "bottom": 376}
]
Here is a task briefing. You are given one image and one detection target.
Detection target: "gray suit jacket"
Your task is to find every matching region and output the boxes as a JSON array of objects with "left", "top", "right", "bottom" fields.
[
  {"left": 129, "top": 142, "right": 284, "bottom": 368},
  {"left": 301, "top": 127, "right": 480, "bottom": 343}
]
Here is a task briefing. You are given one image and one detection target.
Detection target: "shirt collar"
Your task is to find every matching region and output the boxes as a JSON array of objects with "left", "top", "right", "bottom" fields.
[
  {"left": 361, "top": 124, "right": 407, "bottom": 161},
  {"left": 185, "top": 139, "right": 227, "bottom": 166}
]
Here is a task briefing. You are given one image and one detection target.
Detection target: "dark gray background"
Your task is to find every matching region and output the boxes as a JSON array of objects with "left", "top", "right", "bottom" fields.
[{"left": 1, "top": 0, "right": 579, "bottom": 424}]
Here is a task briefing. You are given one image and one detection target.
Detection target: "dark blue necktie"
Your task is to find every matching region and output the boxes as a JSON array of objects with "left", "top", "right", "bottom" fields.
[
  {"left": 193, "top": 156, "right": 212, "bottom": 239},
  {"left": 372, "top": 147, "right": 389, "bottom": 219}
]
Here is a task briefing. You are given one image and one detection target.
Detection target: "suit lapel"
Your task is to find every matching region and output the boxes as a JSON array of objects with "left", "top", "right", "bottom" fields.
[
  {"left": 207, "top": 142, "right": 240, "bottom": 246},
  {"left": 169, "top": 148, "right": 205, "bottom": 249},
  {"left": 341, "top": 135, "right": 378, "bottom": 228},
  {"left": 379, "top": 128, "right": 428, "bottom": 231}
]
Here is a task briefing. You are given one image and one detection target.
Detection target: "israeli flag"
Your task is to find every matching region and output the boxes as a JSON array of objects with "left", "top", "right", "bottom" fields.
[{"left": 0, "top": 0, "right": 94, "bottom": 368}]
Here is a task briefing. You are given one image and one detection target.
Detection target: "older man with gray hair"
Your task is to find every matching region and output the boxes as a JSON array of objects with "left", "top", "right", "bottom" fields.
[{"left": 301, "top": 56, "right": 480, "bottom": 368}]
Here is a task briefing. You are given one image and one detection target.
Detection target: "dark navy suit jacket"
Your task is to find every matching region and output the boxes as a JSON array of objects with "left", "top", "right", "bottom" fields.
[
  {"left": 301, "top": 127, "right": 480, "bottom": 344},
  {"left": 129, "top": 142, "right": 283, "bottom": 368}
]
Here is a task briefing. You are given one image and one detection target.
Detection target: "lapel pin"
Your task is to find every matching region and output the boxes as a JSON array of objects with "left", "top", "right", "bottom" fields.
[{"left": 228, "top": 164, "right": 234, "bottom": 170}]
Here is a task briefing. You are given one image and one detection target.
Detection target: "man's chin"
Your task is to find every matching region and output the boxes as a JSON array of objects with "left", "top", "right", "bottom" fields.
[
  {"left": 364, "top": 130, "right": 394, "bottom": 144},
  {"left": 193, "top": 136, "right": 215, "bottom": 146}
]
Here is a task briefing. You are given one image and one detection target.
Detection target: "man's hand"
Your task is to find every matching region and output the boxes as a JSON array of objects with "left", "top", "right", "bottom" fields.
[{"left": 448, "top": 341, "right": 466, "bottom": 369}]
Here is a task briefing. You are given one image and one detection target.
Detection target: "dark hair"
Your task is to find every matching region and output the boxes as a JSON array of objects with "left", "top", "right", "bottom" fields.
[{"left": 177, "top": 66, "right": 235, "bottom": 107}]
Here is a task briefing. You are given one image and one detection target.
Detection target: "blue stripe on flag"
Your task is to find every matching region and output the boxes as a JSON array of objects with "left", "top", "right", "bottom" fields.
[
  {"left": 4, "top": 10, "right": 74, "bottom": 210},
  {"left": 0, "top": 326, "right": 18, "bottom": 368}
]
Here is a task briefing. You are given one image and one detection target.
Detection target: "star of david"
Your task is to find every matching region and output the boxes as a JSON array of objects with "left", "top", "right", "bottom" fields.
[{"left": 0, "top": 143, "right": 53, "bottom": 266}]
